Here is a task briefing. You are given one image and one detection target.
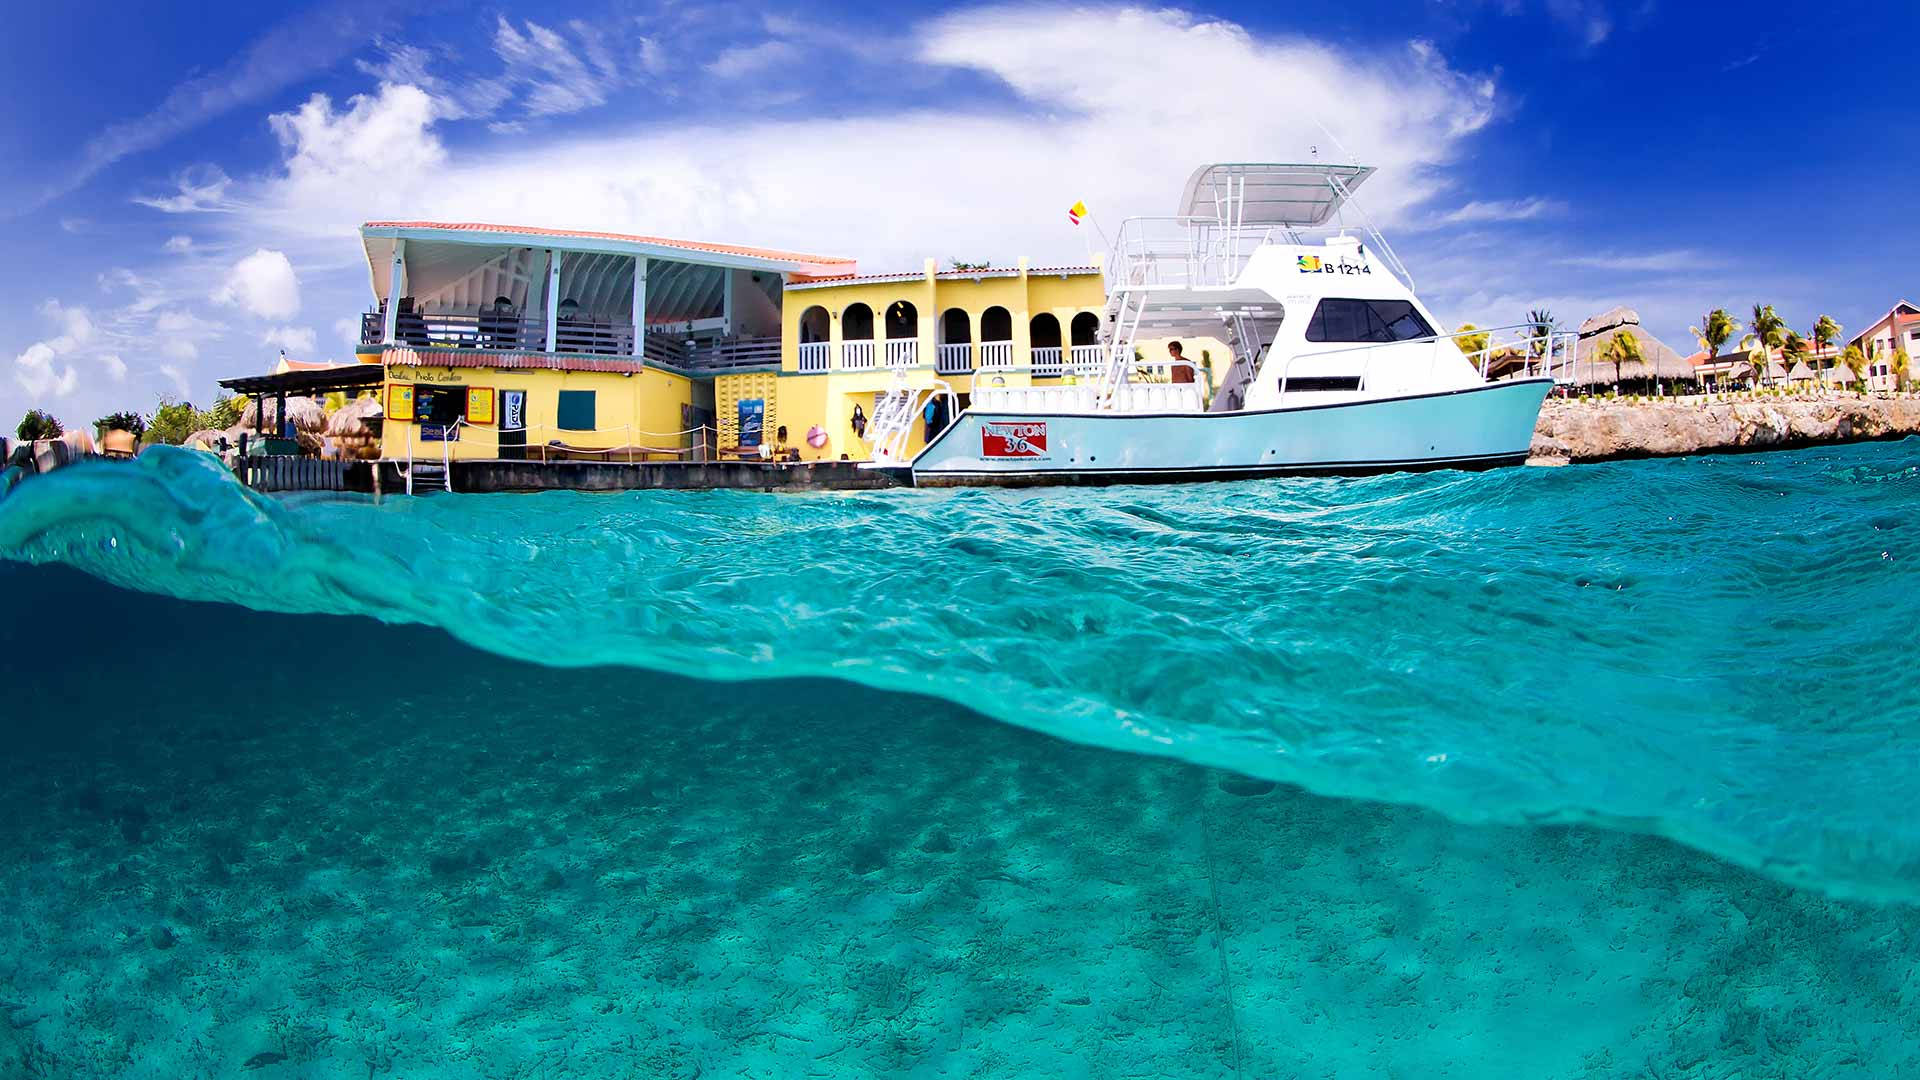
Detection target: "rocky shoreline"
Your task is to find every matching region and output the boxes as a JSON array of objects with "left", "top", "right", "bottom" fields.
[{"left": 1530, "top": 394, "right": 1920, "bottom": 463}]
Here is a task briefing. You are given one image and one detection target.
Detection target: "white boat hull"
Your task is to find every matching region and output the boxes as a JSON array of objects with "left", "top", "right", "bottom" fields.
[{"left": 906, "top": 379, "right": 1553, "bottom": 486}]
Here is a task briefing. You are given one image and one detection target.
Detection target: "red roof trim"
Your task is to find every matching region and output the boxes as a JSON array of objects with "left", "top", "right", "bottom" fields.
[{"left": 363, "top": 221, "right": 855, "bottom": 267}]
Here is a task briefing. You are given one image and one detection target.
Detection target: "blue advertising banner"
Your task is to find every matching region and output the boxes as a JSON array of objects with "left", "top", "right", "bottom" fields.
[{"left": 738, "top": 398, "right": 765, "bottom": 447}]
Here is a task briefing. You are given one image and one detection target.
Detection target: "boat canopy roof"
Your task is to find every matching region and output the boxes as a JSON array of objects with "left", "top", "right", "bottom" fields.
[{"left": 1177, "top": 163, "right": 1375, "bottom": 227}]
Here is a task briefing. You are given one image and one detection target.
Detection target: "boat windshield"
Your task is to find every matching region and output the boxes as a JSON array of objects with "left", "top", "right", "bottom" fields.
[{"left": 1303, "top": 298, "right": 1435, "bottom": 344}]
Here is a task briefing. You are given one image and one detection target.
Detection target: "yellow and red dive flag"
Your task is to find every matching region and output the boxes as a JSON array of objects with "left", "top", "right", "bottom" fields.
[{"left": 1067, "top": 200, "right": 1088, "bottom": 226}]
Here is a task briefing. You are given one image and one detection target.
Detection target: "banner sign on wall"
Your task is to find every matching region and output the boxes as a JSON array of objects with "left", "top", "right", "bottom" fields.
[{"left": 738, "top": 398, "right": 765, "bottom": 447}]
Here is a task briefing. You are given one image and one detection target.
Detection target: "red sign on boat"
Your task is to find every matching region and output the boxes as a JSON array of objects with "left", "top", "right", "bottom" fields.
[{"left": 981, "top": 421, "right": 1048, "bottom": 459}]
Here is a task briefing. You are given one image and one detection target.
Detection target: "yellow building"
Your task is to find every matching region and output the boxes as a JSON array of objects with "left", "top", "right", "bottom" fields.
[
  {"left": 712, "top": 259, "right": 1231, "bottom": 462},
  {"left": 351, "top": 221, "right": 852, "bottom": 464},
  {"left": 234, "top": 220, "right": 1227, "bottom": 471}
]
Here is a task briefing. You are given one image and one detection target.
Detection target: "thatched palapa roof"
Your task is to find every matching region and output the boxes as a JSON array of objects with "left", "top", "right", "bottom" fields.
[{"left": 1568, "top": 306, "right": 1695, "bottom": 386}]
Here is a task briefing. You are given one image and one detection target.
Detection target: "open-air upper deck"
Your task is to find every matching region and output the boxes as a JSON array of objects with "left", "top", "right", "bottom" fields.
[{"left": 357, "top": 220, "right": 856, "bottom": 375}]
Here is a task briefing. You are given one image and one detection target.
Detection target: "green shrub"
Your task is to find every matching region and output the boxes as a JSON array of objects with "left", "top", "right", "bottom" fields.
[
  {"left": 15, "top": 409, "right": 62, "bottom": 440},
  {"left": 95, "top": 411, "right": 147, "bottom": 437}
]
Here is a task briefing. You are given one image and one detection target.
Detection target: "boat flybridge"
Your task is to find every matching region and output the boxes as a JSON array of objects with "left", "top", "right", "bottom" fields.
[{"left": 866, "top": 162, "right": 1572, "bottom": 485}]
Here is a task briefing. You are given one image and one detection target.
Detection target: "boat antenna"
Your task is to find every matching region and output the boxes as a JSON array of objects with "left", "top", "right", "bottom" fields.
[{"left": 1306, "top": 111, "right": 1360, "bottom": 167}]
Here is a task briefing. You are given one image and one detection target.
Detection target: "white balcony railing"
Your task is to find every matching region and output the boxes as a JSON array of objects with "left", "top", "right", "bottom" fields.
[
  {"left": 842, "top": 340, "right": 876, "bottom": 370},
  {"left": 979, "top": 340, "right": 1015, "bottom": 370},
  {"left": 885, "top": 339, "right": 919, "bottom": 367},
  {"left": 1031, "top": 346, "right": 1064, "bottom": 376},
  {"left": 1069, "top": 344, "right": 1104, "bottom": 372},
  {"left": 797, "top": 341, "right": 830, "bottom": 373},
  {"left": 936, "top": 343, "right": 973, "bottom": 374}
]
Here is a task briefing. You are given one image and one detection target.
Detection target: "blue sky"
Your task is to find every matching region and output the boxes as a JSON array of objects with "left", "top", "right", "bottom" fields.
[{"left": 5, "top": 0, "right": 1915, "bottom": 424}]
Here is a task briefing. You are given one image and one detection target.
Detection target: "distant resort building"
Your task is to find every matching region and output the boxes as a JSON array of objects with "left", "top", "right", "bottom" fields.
[
  {"left": 214, "top": 220, "right": 1225, "bottom": 466},
  {"left": 1846, "top": 301, "right": 1920, "bottom": 391}
]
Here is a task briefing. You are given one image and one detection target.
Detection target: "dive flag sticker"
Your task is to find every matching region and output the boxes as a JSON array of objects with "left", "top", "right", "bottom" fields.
[{"left": 982, "top": 421, "right": 1049, "bottom": 459}]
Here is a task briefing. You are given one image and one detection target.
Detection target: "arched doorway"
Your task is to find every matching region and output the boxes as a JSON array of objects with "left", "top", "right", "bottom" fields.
[
  {"left": 975, "top": 306, "right": 1011, "bottom": 370},
  {"left": 1030, "top": 312, "right": 1063, "bottom": 376},
  {"left": 798, "top": 305, "right": 830, "bottom": 372},
  {"left": 937, "top": 308, "right": 972, "bottom": 374},
  {"left": 841, "top": 302, "right": 874, "bottom": 369},
  {"left": 1069, "top": 311, "right": 1101, "bottom": 373},
  {"left": 884, "top": 300, "right": 919, "bottom": 367}
]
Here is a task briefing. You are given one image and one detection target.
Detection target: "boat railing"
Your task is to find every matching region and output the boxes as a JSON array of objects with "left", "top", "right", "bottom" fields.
[
  {"left": 1273, "top": 323, "right": 1572, "bottom": 403},
  {"left": 1108, "top": 216, "right": 1414, "bottom": 293}
]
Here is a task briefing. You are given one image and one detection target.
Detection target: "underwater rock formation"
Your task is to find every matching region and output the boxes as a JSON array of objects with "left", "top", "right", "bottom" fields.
[{"left": 1531, "top": 396, "right": 1920, "bottom": 462}]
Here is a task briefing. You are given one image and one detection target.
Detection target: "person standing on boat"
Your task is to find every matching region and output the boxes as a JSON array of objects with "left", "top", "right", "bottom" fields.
[{"left": 1168, "top": 341, "right": 1196, "bottom": 384}]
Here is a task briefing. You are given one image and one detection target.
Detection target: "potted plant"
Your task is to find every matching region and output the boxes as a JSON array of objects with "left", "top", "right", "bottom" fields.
[{"left": 95, "top": 411, "right": 146, "bottom": 458}]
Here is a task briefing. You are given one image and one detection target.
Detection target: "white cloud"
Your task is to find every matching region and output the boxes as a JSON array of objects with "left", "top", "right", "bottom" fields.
[
  {"left": 11, "top": 301, "right": 95, "bottom": 401},
  {"left": 101, "top": 354, "right": 128, "bottom": 381},
  {"left": 332, "top": 315, "right": 362, "bottom": 346},
  {"left": 235, "top": 5, "right": 1501, "bottom": 271},
  {"left": 133, "top": 165, "right": 235, "bottom": 213},
  {"left": 263, "top": 325, "right": 317, "bottom": 354},
  {"left": 1431, "top": 197, "right": 1568, "bottom": 226},
  {"left": 164, "top": 235, "right": 194, "bottom": 253},
  {"left": 157, "top": 364, "right": 192, "bottom": 400},
  {"left": 213, "top": 249, "right": 301, "bottom": 320},
  {"left": 1557, "top": 250, "right": 1722, "bottom": 273},
  {"left": 1545, "top": 0, "right": 1613, "bottom": 45},
  {"left": 43, "top": 4, "right": 399, "bottom": 208},
  {"left": 161, "top": 339, "right": 199, "bottom": 362},
  {"left": 706, "top": 41, "right": 799, "bottom": 79},
  {"left": 492, "top": 17, "right": 625, "bottom": 117},
  {"left": 14, "top": 342, "right": 79, "bottom": 400}
]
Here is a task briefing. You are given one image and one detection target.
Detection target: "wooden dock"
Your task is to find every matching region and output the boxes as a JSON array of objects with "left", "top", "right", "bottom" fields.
[{"left": 365, "top": 458, "right": 904, "bottom": 494}]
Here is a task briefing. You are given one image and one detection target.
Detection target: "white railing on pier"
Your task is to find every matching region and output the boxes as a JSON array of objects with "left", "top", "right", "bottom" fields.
[
  {"left": 885, "top": 339, "right": 919, "bottom": 368},
  {"left": 797, "top": 341, "right": 830, "bottom": 373},
  {"left": 1031, "top": 346, "right": 1064, "bottom": 376},
  {"left": 936, "top": 343, "right": 973, "bottom": 374},
  {"left": 978, "top": 341, "right": 1014, "bottom": 370},
  {"left": 842, "top": 340, "right": 876, "bottom": 370}
]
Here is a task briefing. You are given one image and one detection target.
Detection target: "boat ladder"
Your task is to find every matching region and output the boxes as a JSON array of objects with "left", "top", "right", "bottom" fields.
[
  {"left": 401, "top": 421, "right": 457, "bottom": 495},
  {"left": 863, "top": 369, "right": 958, "bottom": 467}
]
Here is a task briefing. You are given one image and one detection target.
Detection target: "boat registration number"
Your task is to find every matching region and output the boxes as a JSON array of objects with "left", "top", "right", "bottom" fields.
[{"left": 981, "top": 421, "right": 1049, "bottom": 459}]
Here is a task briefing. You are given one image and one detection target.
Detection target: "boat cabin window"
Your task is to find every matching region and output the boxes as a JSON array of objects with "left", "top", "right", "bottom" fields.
[{"left": 1304, "top": 299, "right": 1435, "bottom": 344}]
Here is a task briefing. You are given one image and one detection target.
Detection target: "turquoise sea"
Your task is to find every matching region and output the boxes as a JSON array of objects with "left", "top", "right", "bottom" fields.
[{"left": 1, "top": 442, "right": 1917, "bottom": 1077}]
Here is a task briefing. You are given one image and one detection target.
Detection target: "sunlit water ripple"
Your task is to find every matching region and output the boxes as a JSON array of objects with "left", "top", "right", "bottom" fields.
[{"left": 4, "top": 442, "right": 1918, "bottom": 902}]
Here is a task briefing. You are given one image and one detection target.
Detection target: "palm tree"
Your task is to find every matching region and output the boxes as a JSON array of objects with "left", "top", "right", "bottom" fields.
[
  {"left": 1740, "top": 304, "right": 1785, "bottom": 384},
  {"left": 1526, "top": 308, "right": 1554, "bottom": 356},
  {"left": 1813, "top": 314, "right": 1841, "bottom": 359},
  {"left": 1689, "top": 308, "right": 1739, "bottom": 359},
  {"left": 1840, "top": 344, "right": 1867, "bottom": 382},
  {"left": 1603, "top": 331, "right": 1643, "bottom": 395},
  {"left": 1894, "top": 348, "right": 1911, "bottom": 392}
]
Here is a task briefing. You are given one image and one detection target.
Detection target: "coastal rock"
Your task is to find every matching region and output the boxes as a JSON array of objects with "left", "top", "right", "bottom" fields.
[{"left": 1533, "top": 396, "right": 1920, "bottom": 462}]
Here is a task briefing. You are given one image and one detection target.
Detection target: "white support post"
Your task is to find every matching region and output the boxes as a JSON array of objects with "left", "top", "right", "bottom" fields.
[
  {"left": 632, "top": 257, "right": 648, "bottom": 358},
  {"left": 544, "top": 250, "right": 560, "bottom": 353},
  {"left": 721, "top": 267, "right": 733, "bottom": 335},
  {"left": 381, "top": 239, "right": 406, "bottom": 345}
]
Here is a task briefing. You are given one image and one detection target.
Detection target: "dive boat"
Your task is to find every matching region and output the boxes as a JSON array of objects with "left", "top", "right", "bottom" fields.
[{"left": 870, "top": 163, "right": 1570, "bottom": 486}]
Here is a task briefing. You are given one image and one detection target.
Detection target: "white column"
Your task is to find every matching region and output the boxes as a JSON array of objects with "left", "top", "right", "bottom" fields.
[
  {"left": 721, "top": 267, "right": 733, "bottom": 335},
  {"left": 544, "top": 250, "right": 560, "bottom": 353},
  {"left": 381, "top": 239, "right": 406, "bottom": 345},
  {"left": 632, "top": 256, "right": 649, "bottom": 357}
]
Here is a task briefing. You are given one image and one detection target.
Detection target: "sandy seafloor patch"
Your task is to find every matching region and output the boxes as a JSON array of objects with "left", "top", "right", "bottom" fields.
[{"left": 0, "top": 565, "right": 1915, "bottom": 1078}]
